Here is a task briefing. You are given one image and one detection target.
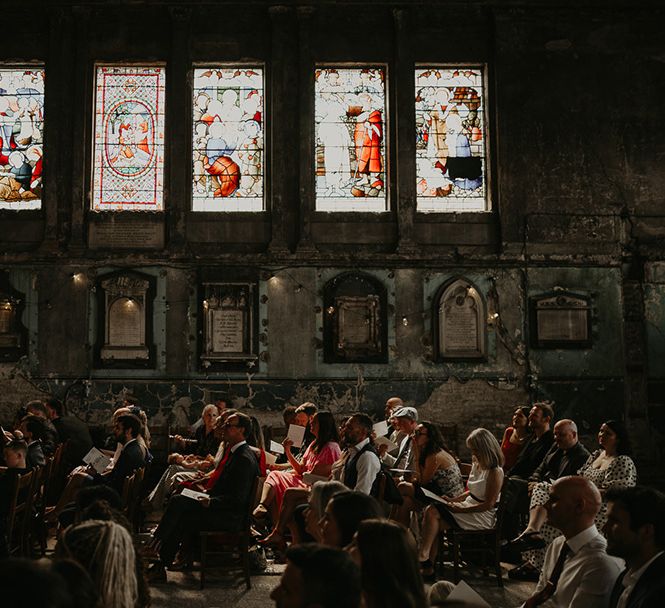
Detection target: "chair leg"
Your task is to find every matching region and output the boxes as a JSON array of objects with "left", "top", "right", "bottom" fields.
[
  {"left": 242, "top": 541, "right": 251, "bottom": 590},
  {"left": 494, "top": 542, "right": 503, "bottom": 587},
  {"left": 452, "top": 536, "right": 461, "bottom": 583},
  {"left": 200, "top": 536, "right": 207, "bottom": 590}
]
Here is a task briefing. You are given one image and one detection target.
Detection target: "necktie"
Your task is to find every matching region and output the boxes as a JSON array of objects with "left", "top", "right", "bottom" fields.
[
  {"left": 395, "top": 436, "right": 412, "bottom": 468},
  {"left": 525, "top": 542, "right": 571, "bottom": 607},
  {"left": 547, "top": 541, "right": 570, "bottom": 589},
  {"left": 204, "top": 446, "right": 231, "bottom": 491}
]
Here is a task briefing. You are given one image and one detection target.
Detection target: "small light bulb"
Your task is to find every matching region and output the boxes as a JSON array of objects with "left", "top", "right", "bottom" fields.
[
  {"left": 401, "top": 316, "right": 409, "bottom": 327},
  {"left": 326, "top": 306, "right": 335, "bottom": 315}
]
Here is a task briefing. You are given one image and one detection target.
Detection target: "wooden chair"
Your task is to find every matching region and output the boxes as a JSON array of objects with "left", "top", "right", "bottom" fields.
[
  {"left": 437, "top": 476, "right": 515, "bottom": 587},
  {"left": 124, "top": 467, "right": 145, "bottom": 531},
  {"left": 45, "top": 441, "right": 68, "bottom": 505},
  {"left": 199, "top": 475, "right": 264, "bottom": 590},
  {"left": 33, "top": 457, "right": 55, "bottom": 555},
  {"left": 6, "top": 469, "right": 36, "bottom": 557},
  {"left": 121, "top": 471, "right": 137, "bottom": 518}
]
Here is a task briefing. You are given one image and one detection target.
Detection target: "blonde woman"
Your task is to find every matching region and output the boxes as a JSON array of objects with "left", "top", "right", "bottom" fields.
[{"left": 417, "top": 428, "right": 504, "bottom": 577}]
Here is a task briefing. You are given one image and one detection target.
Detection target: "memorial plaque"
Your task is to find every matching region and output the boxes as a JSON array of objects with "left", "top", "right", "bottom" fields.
[
  {"left": 0, "top": 275, "right": 27, "bottom": 361},
  {"left": 531, "top": 294, "right": 591, "bottom": 348},
  {"left": 212, "top": 309, "right": 244, "bottom": 353},
  {"left": 88, "top": 217, "right": 164, "bottom": 250},
  {"left": 337, "top": 296, "right": 380, "bottom": 352},
  {"left": 0, "top": 298, "right": 21, "bottom": 348},
  {"left": 202, "top": 282, "right": 256, "bottom": 364},
  {"left": 437, "top": 279, "right": 486, "bottom": 360},
  {"left": 323, "top": 272, "right": 388, "bottom": 364},
  {"left": 99, "top": 274, "right": 151, "bottom": 362}
]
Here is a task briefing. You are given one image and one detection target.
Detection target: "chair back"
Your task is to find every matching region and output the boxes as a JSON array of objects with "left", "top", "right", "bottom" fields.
[
  {"left": 121, "top": 471, "right": 137, "bottom": 508},
  {"left": 46, "top": 441, "right": 69, "bottom": 504},
  {"left": 6, "top": 469, "right": 35, "bottom": 556}
]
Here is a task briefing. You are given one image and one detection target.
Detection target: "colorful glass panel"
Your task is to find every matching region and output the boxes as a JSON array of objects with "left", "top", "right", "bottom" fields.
[
  {"left": 0, "top": 68, "right": 44, "bottom": 210},
  {"left": 92, "top": 66, "right": 165, "bottom": 211},
  {"left": 416, "top": 67, "right": 488, "bottom": 212},
  {"left": 192, "top": 68, "right": 264, "bottom": 212},
  {"left": 315, "top": 68, "right": 387, "bottom": 212}
]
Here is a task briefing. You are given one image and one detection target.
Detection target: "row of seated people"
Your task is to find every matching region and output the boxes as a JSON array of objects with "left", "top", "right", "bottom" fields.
[
  {"left": 1, "top": 470, "right": 664, "bottom": 608},
  {"left": 137, "top": 395, "right": 663, "bottom": 608},
  {"left": 0, "top": 393, "right": 655, "bottom": 607}
]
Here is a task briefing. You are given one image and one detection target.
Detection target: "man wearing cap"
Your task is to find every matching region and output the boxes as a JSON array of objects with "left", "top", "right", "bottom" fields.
[{"left": 378, "top": 406, "right": 418, "bottom": 471}]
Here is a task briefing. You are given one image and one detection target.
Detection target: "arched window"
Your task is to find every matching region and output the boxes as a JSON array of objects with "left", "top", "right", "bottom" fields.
[{"left": 434, "top": 278, "right": 486, "bottom": 360}]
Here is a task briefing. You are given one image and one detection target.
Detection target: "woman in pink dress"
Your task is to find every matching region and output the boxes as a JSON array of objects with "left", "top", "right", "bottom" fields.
[{"left": 253, "top": 411, "right": 341, "bottom": 524}]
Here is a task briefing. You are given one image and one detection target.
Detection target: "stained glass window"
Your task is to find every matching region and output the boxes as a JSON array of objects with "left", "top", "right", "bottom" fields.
[
  {"left": 92, "top": 66, "right": 165, "bottom": 212},
  {"left": 192, "top": 68, "right": 264, "bottom": 212},
  {"left": 0, "top": 68, "right": 44, "bottom": 210},
  {"left": 315, "top": 68, "right": 387, "bottom": 212},
  {"left": 416, "top": 67, "right": 488, "bottom": 212}
]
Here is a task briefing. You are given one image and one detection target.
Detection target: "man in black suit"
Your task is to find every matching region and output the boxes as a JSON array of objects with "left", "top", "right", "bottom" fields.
[
  {"left": 18, "top": 415, "right": 47, "bottom": 468},
  {"left": 44, "top": 398, "right": 93, "bottom": 473},
  {"left": 605, "top": 486, "right": 665, "bottom": 608},
  {"left": 98, "top": 414, "right": 146, "bottom": 495},
  {"left": 149, "top": 411, "right": 260, "bottom": 580}
]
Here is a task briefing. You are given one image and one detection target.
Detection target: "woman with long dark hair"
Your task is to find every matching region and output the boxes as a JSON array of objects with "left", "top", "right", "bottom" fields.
[
  {"left": 349, "top": 519, "right": 428, "bottom": 608},
  {"left": 258, "top": 411, "right": 341, "bottom": 547},
  {"left": 393, "top": 421, "right": 464, "bottom": 527}
]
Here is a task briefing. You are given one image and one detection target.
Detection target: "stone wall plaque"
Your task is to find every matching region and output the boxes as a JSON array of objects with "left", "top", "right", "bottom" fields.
[
  {"left": 0, "top": 274, "right": 27, "bottom": 361},
  {"left": 437, "top": 279, "right": 486, "bottom": 360},
  {"left": 323, "top": 272, "right": 388, "bottom": 364},
  {"left": 202, "top": 282, "right": 256, "bottom": 364},
  {"left": 88, "top": 216, "right": 164, "bottom": 249},
  {"left": 530, "top": 293, "right": 592, "bottom": 348},
  {"left": 97, "top": 272, "right": 154, "bottom": 365},
  {"left": 337, "top": 295, "right": 380, "bottom": 352}
]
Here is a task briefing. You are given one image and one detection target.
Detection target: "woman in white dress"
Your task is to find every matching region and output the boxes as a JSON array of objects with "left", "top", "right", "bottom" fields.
[{"left": 417, "top": 428, "right": 504, "bottom": 576}]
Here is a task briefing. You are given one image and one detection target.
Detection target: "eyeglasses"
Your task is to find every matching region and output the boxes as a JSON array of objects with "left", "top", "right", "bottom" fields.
[
  {"left": 414, "top": 431, "right": 428, "bottom": 437},
  {"left": 222, "top": 422, "right": 240, "bottom": 428}
]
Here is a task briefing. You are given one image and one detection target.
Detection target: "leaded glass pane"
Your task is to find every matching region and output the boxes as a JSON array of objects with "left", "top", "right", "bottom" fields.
[
  {"left": 192, "top": 68, "right": 264, "bottom": 212},
  {"left": 0, "top": 68, "right": 44, "bottom": 210},
  {"left": 416, "top": 67, "right": 488, "bottom": 212},
  {"left": 92, "top": 66, "right": 165, "bottom": 212},
  {"left": 315, "top": 68, "right": 387, "bottom": 212}
]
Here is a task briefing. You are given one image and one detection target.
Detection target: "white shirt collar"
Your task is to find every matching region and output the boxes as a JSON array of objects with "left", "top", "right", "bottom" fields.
[
  {"left": 230, "top": 440, "right": 247, "bottom": 453},
  {"left": 566, "top": 524, "right": 600, "bottom": 554},
  {"left": 623, "top": 550, "right": 665, "bottom": 587},
  {"left": 353, "top": 437, "right": 370, "bottom": 451}
]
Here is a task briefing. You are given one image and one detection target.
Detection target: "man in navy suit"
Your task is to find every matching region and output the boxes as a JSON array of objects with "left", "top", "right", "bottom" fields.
[
  {"left": 605, "top": 486, "right": 665, "bottom": 608},
  {"left": 149, "top": 411, "right": 260, "bottom": 580}
]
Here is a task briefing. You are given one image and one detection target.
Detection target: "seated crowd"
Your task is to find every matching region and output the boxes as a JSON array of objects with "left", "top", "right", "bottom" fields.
[{"left": 1, "top": 393, "right": 664, "bottom": 608}]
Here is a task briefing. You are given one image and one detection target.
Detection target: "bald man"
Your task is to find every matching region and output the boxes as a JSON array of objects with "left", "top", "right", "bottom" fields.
[{"left": 522, "top": 476, "right": 622, "bottom": 608}]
